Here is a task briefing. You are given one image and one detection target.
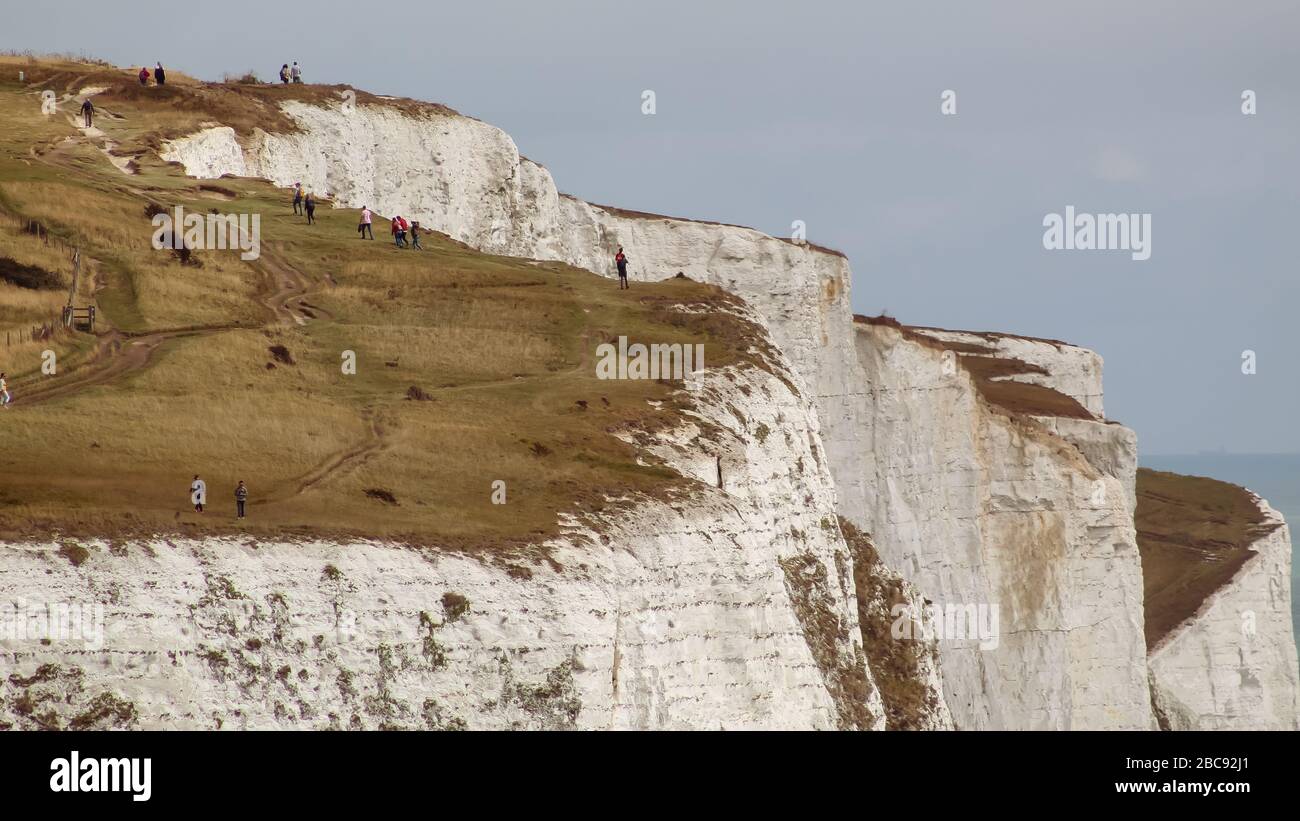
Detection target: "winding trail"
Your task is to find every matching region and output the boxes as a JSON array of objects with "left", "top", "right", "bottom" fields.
[
  {"left": 285, "top": 407, "right": 386, "bottom": 499},
  {"left": 7, "top": 115, "right": 380, "bottom": 497}
]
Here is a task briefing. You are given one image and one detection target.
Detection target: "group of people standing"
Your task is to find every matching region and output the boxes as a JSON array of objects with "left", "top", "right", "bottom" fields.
[
  {"left": 190, "top": 475, "right": 249, "bottom": 519},
  {"left": 353, "top": 206, "right": 419, "bottom": 248},
  {"left": 279, "top": 62, "right": 303, "bottom": 84},
  {"left": 390, "top": 215, "right": 422, "bottom": 249},
  {"left": 138, "top": 63, "right": 166, "bottom": 86},
  {"left": 292, "top": 183, "right": 316, "bottom": 224}
]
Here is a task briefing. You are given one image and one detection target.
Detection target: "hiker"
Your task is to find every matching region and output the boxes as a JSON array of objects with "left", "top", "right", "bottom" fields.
[
  {"left": 392, "top": 215, "right": 407, "bottom": 247},
  {"left": 0, "top": 372, "right": 10, "bottom": 409},
  {"left": 410, "top": 220, "right": 422, "bottom": 250},
  {"left": 304, "top": 192, "right": 316, "bottom": 224},
  {"left": 80, "top": 98, "right": 94, "bottom": 128},
  {"left": 279, "top": 64, "right": 290, "bottom": 84},
  {"left": 291, "top": 62, "right": 302, "bottom": 84},
  {"left": 235, "top": 480, "right": 248, "bottom": 519},
  {"left": 190, "top": 474, "right": 206, "bottom": 513},
  {"left": 155, "top": 62, "right": 166, "bottom": 86},
  {"left": 358, "top": 206, "right": 374, "bottom": 239},
  {"left": 138, "top": 66, "right": 150, "bottom": 86},
  {"left": 615, "top": 247, "right": 629, "bottom": 289},
  {"left": 292, "top": 183, "right": 303, "bottom": 215}
]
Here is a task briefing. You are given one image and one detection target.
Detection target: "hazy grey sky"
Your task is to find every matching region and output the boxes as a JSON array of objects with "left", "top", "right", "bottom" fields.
[{"left": 6, "top": 0, "right": 1297, "bottom": 454}]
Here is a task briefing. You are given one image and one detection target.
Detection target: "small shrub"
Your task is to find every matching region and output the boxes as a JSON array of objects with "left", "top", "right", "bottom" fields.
[
  {"left": 441, "top": 592, "right": 470, "bottom": 622},
  {"left": 57, "top": 542, "right": 90, "bottom": 567}
]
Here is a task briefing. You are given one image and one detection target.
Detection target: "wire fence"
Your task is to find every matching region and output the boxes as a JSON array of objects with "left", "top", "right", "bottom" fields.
[
  {"left": 0, "top": 212, "right": 87, "bottom": 343},
  {"left": 0, "top": 211, "right": 80, "bottom": 258}
]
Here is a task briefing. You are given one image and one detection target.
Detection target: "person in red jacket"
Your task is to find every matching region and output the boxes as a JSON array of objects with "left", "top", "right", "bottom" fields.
[
  {"left": 392, "top": 215, "right": 408, "bottom": 248},
  {"left": 138, "top": 66, "right": 150, "bottom": 86},
  {"left": 614, "top": 247, "right": 629, "bottom": 289}
]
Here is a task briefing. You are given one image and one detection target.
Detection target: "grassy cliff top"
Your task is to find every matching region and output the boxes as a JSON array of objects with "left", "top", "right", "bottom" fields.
[
  {"left": 1135, "top": 467, "right": 1279, "bottom": 647},
  {"left": 853, "top": 314, "right": 1095, "bottom": 421},
  {"left": 0, "top": 56, "right": 770, "bottom": 554}
]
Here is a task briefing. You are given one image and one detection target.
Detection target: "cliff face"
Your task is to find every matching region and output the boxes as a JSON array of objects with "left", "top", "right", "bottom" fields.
[
  {"left": 850, "top": 322, "right": 1151, "bottom": 729},
  {"left": 144, "top": 97, "right": 1300, "bottom": 730},
  {"left": 5, "top": 358, "right": 953, "bottom": 730},
  {"left": 1149, "top": 500, "right": 1300, "bottom": 730},
  {"left": 1137, "top": 471, "right": 1300, "bottom": 730}
]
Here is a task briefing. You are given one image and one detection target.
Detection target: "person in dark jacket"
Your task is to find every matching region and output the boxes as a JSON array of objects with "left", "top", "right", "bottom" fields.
[
  {"left": 280, "top": 64, "right": 290, "bottom": 84},
  {"left": 235, "top": 480, "right": 248, "bottom": 519},
  {"left": 155, "top": 63, "right": 166, "bottom": 85},
  {"left": 292, "top": 183, "right": 303, "bottom": 215},
  {"left": 304, "top": 192, "right": 316, "bottom": 225},
  {"left": 80, "top": 98, "right": 94, "bottom": 128},
  {"left": 615, "top": 247, "right": 629, "bottom": 289},
  {"left": 410, "top": 220, "right": 422, "bottom": 250}
]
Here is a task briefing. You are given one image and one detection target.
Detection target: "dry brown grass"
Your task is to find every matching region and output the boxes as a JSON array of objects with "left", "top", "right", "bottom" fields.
[
  {"left": 1135, "top": 468, "right": 1278, "bottom": 646},
  {"left": 0, "top": 59, "right": 767, "bottom": 550}
]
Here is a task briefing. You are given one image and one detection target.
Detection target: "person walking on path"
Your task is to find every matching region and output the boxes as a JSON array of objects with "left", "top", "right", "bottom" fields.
[
  {"left": 358, "top": 206, "right": 374, "bottom": 239},
  {"left": 190, "top": 474, "right": 206, "bottom": 513},
  {"left": 615, "top": 247, "right": 629, "bottom": 289},
  {"left": 279, "top": 64, "right": 290, "bottom": 84},
  {"left": 291, "top": 62, "right": 302, "bottom": 83},
  {"left": 80, "top": 98, "right": 94, "bottom": 128},
  {"left": 154, "top": 63, "right": 166, "bottom": 86},
  {"left": 410, "top": 220, "right": 422, "bottom": 250},
  {"left": 235, "top": 481, "right": 248, "bottom": 519},
  {"left": 304, "top": 192, "right": 316, "bottom": 225},
  {"left": 138, "top": 66, "right": 151, "bottom": 86},
  {"left": 0, "top": 372, "right": 10, "bottom": 409},
  {"left": 292, "top": 183, "right": 303, "bottom": 215},
  {"left": 392, "top": 215, "right": 407, "bottom": 247}
]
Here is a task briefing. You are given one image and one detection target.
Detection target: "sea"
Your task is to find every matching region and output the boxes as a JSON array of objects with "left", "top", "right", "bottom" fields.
[{"left": 1140, "top": 452, "right": 1300, "bottom": 657}]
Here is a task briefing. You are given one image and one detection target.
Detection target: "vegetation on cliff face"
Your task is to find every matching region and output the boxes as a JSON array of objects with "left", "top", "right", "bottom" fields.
[{"left": 840, "top": 517, "right": 948, "bottom": 730}]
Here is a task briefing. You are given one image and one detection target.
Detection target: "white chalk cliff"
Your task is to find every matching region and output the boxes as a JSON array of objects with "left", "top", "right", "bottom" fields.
[
  {"left": 21, "top": 92, "right": 1286, "bottom": 730},
  {"left": 2, "top": 355, "right": 952, "bottom": 730},
  {"left": 1148, "top": 497, "right": 1300, "bottom": 730}
]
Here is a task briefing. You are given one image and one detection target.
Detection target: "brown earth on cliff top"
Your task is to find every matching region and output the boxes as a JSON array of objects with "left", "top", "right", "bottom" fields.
[{"left": 1136, "top": 468, "right": 1279, "bottom": 647}]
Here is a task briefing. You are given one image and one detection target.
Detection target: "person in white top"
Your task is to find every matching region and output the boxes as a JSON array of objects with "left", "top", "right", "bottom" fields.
[
  {"left": 0, "top": 372, "right": 9, "bottom": 408},
  {"left": 190, "top": 474, "right": 207, "bottom": 513},
  {"left": 358, "top": 206, "right": 374, "bottom": 239}
]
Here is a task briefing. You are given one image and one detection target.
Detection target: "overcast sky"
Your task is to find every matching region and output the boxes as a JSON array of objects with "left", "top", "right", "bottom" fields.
[{"left": 6, "top": 0, "right": 1297, "bottom": 454}]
